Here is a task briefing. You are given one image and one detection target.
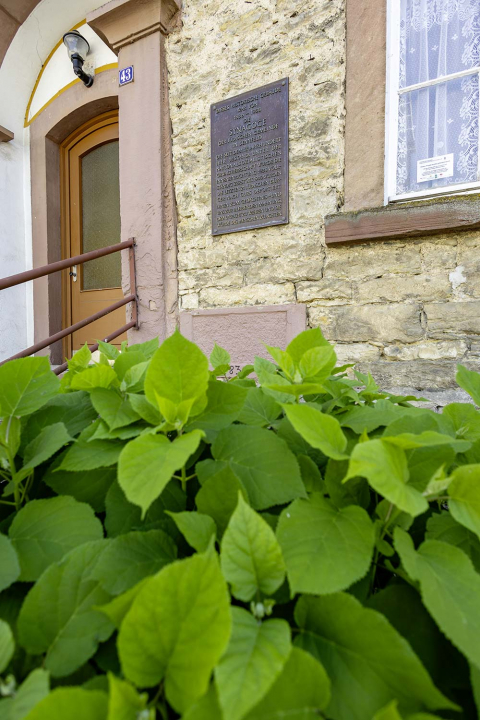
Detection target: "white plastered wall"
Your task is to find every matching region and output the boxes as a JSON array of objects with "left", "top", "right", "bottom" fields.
[{"left": 0, "top": 0, "right": 116, "bottom": 362}]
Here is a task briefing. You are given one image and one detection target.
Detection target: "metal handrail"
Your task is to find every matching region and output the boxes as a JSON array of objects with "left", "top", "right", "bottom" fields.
[
  {"left": 0, "top": 238, "right": 138, "bottom": 372},
  {"left": 0, "top": 239, "right": 134, "bottom": 291}
]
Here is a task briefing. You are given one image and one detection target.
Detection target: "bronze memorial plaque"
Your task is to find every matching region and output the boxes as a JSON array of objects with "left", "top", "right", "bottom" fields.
[{"left": 211, "top": 78, "right": 289, "bottom": 235}]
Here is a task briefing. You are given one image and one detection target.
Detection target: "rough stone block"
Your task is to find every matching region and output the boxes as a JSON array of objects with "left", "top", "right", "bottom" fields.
[
  {"left": 356, "top": 360, "right": 480, "bottom": 391},
  {"left": 324, "top": 243, "right": 422, "bottom": 280},
  {"left": 309, "top": 303, "right": 423, "bottom": 343},
  {"left": 246, "top": 254, "right": 324, "bottom": 284},
  {"left": 296, "top": 279, "right": 353, "bottom": 304},
  {"left": 383, "top": 340, "right": 467, "bottom": 361},
  {"left": 356, "top": 273, "right": 451, "bottom": 304},
  {"left": 334, "top": 343, "right": 381, "bottom": 364},
  {"left": 178, "top": 266, "right": 244, "bottom": 292},
  {"left": 425, "top": 301, "right": 480, "bottom": 337},
  {"left": 200, "top": 283, "right": 296, "bottom": 308}
]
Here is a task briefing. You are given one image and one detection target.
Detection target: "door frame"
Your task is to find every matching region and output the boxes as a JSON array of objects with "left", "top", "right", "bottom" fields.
[{"left": 60, "top": 110, "right": 119, "bottom": 359}]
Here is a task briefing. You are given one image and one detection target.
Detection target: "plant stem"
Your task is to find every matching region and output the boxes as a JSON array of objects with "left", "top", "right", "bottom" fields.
[{"left": 181, "top": 465, "right": 187, "bottom": 493}]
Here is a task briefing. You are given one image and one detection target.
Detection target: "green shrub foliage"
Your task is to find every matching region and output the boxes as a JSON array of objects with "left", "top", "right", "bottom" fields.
[{"left": 1, "top": 328, "right": 480, "bottom": 718}]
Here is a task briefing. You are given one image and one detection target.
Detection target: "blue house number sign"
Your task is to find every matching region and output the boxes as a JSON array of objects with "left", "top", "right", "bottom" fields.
[{"left": 119, "top": 66, "right": 134, "bottom": 86}]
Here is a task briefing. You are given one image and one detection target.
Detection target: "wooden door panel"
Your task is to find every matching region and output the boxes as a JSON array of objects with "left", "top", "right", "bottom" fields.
[{"left": 65, "top": 117, "right": 127, "bottom": 354}]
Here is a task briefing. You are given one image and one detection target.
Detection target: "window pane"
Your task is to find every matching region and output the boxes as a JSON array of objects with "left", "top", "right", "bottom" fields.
[
  {"left": 81, "top": 141, "right": 121, "bottom": 291},
  {"left": 397, "top": 73, "right": 479, "bottom": 194},
  {"left": 400, "top": 0, "right": 480, "bottom": 88}
]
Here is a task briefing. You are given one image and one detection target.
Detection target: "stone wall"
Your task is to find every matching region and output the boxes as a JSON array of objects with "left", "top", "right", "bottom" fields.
[{"left": 166, "top": 0, "right": 480, "bottom": 405}]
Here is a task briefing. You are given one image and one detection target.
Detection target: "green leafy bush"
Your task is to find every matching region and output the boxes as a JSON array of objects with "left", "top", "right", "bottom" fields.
[{"left": 1, "top": 328, "right": 480, "bottom": 719}]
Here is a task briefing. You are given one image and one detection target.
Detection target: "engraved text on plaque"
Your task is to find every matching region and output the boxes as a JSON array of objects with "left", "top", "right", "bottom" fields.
[{"left": 211, "top": 78, "right": 289, "bottom": 235}]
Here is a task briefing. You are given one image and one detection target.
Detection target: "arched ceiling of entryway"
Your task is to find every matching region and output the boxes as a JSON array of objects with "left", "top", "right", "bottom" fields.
[
  {"left": 0, "top": 0, "right": 114, "bottom": 137},
  {"left": 0, "top": 1, "right": 42, "bottom": 67}
]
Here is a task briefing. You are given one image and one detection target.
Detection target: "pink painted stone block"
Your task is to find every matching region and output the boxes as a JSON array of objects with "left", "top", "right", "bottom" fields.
[{"left": 179, "top": 304, "right": 306, "bottom": 366}]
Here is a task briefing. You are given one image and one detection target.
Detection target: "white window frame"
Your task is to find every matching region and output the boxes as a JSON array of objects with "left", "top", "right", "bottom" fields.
[{"left": 384, "top": 0, "right": 480, "bottom": 205}]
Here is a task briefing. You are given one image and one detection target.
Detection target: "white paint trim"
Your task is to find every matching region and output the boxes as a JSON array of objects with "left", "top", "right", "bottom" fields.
[
  {"left": 384, "top": 0, "right": 401, "bottom": 205},
  {"left": 22, "top": 126, "right": 34, "bottom": 348},
  {"left": 390, "top": 180, "right": 480, "bottom": 202},
  {"left": 398, "top": 66, "right": 480, "bottom": 94}
]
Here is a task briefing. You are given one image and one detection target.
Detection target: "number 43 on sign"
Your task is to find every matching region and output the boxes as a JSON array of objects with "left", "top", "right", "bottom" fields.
[{"left": 119, "top": 66, "right": 134, "bottom": 86}]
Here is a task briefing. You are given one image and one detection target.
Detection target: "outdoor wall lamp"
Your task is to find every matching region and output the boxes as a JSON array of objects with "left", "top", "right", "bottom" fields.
[{"left": 62, "top": 30, "right": 94, "bottom": 88}]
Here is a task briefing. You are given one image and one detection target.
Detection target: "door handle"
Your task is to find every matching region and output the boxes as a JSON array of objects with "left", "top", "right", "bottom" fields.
[{"left": 69, "top": 265, "right": 77, "bottom": 282}]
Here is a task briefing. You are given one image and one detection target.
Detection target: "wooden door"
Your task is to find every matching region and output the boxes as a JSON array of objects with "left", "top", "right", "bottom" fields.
[{"left": 63, "top": 113, "right": 126, "bottom": 356}]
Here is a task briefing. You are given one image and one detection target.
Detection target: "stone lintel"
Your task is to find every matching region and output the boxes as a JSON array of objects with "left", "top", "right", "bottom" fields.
[
  {"left": 0, "top": 124, "right": 14, "bottom": 142},
  {"left": 325, "top": 194, "right": 480, "bottom": 246},
  {"left": 87, "top": 0, "right": 181, "bottom": 54}
]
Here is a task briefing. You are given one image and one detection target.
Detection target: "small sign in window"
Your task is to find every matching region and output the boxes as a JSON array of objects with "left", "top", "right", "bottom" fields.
[
  {"left": 119, "top": 66, "right": 134, "bottom": 86},
  {"left": 417, "top": 154, "right": 454, "bottom": 183}
]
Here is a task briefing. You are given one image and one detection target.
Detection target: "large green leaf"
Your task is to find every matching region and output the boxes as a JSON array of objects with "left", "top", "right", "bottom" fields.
[
  {"left": 0, "top": 619, "right": 14, "bottom": 672},
  {"left": 339, "top": 401, "right": 411, "bottom": 434},
  {"left": 195, "top": 464, "right": 249, "bottom": 536},
  {"left": 254, "top": 357, "right": 296, "bottom": 404},
  {"left": 456, "top": 364, "right": 480, "bottom": 406},
  {"left": 211, "top": 425, "right": 305, "bottom": 510},
  {"left": 97, "top": 579, "right": 149, "bottom": 629},
  {"left": 186, "top": 380, "right": 247, "bottom": 440},
  {"left": 210, "top": 343, "right": 231, "bottom": 370},
  {"left": 44, "top": 461, "right": 116, "bottom": 513},
  {"left": 237, "top": 388, "right": 281, "bottom": 427},
  {"left": 0, "top": 357, "right": 59, "bottom": 418},
  {"left": 282, "top": 404, "right": 348, "bottom": 460},
  {"left": 0, "top": 533, "right": 20, "bottom": 592},
  {"left": 107, "top": 673, "right": 149, "bottom": 720},
  {"left": 70, "top": 365, "right": 118, "bottom": 391},
  {"left": 367, "top": 584, "right": 467, "bottom": 694},
  {"left": 128, "top": 393, "right": 163, "bottom": 425},
  {"left": 167, "top": 512, "right": 216, "bottom": 552},
  {"left": 9, "top": 496, "right": 103, "bottom": 581},
  {"left": 144, "top": 331, "right": 209, "bottom": 425},
  {"left": 382, "top": 431, "right": 470, "bottom": 453},
  {"left": 0, "top": 668, "right": 49, "bottom": 720},
  {"left": 265, "top": 344, "right": 297, "bottom": 381},
  {"left": 295, "top": 593, "right": 456, "bottom": 720},
  {"left": 344, "top": 439, "right": 428, "bottom": 517},
  {"left": 58, "top": 423, "right": 123, "bottom": 471},
  {"left": 395, "top": 528, "right": 480, "bottom": 671},
  {"left": 426, "top": 511, "right": 480, "bottom": 571},
  {"left": 443, "top": 402, "right": 480, "bottom": 442},
  {"left": 286, "top": 328, "right": 330, "bottom": 363},
  {"left": 91, "top": 529, "right": 176, "bottom": 595},
  {"left": 118, "top": 430, "right": 204, "bottom": 516},
  {"left": 447, "top": 464, "right": 480, "bottom": 539},
  {"left": 221, "top": 494, "right": 285, "bottom": 601},
  {"left": 114, "top": 351, "right": 146, "bottom": 381},
  {"left": 90, "top": 389, "right": 139, "bottom": 430},
  {"left": 21, "top": 392, "right": 96, "bottom": 449},
  {"left": 118, "top": 548, "right": 231, "bottom": 714},
  {"left": 23, "top": 688, "right": 107, "bottom": 720},
  {"left": 104, "top": 479, "right": 184, "bottom": 538},
  {"left": 298, "top": 345, "right": 337, "bottom": 383},
  {"left": 18, "top": 541, "right": 114, "bottom": 677},
  {"left": 244, "top": 646, "right": 331, "bottom": 720},
  {"left": 16, "top": 423, "right": 72, "bottom": 482},
  {"left": 215, "top": 607, "right": 291, "bottom": 720},
  {"left": 127, "top": 337, "right": 159, "bottom": 359},
  {"left": 277, "top": 494, "right": 374, "bottom": 595}
]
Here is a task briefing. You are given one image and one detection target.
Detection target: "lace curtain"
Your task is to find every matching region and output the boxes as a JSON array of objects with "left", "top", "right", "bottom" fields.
[{"left": 396, "top": 0, "right": 480, "bottom": 195}]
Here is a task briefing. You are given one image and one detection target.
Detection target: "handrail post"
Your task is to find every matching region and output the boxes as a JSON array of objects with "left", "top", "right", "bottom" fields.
[{"left": 128, "top": 237, "right": 139, "bottom": 330}]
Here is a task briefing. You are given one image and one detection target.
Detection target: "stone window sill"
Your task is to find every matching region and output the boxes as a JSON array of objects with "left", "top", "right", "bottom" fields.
[{"left": 325, "top": 194, "right": 480, "bottom": 246}]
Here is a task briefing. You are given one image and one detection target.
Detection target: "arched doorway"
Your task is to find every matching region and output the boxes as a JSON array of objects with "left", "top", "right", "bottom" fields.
[{"left": 61, "top": 111, "right": 126, "bottom": 357}]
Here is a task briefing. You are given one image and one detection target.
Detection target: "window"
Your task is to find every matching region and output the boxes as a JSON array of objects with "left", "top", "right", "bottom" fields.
[{"left": 386, "top": 0, "right": 480, "bottom": 202}]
